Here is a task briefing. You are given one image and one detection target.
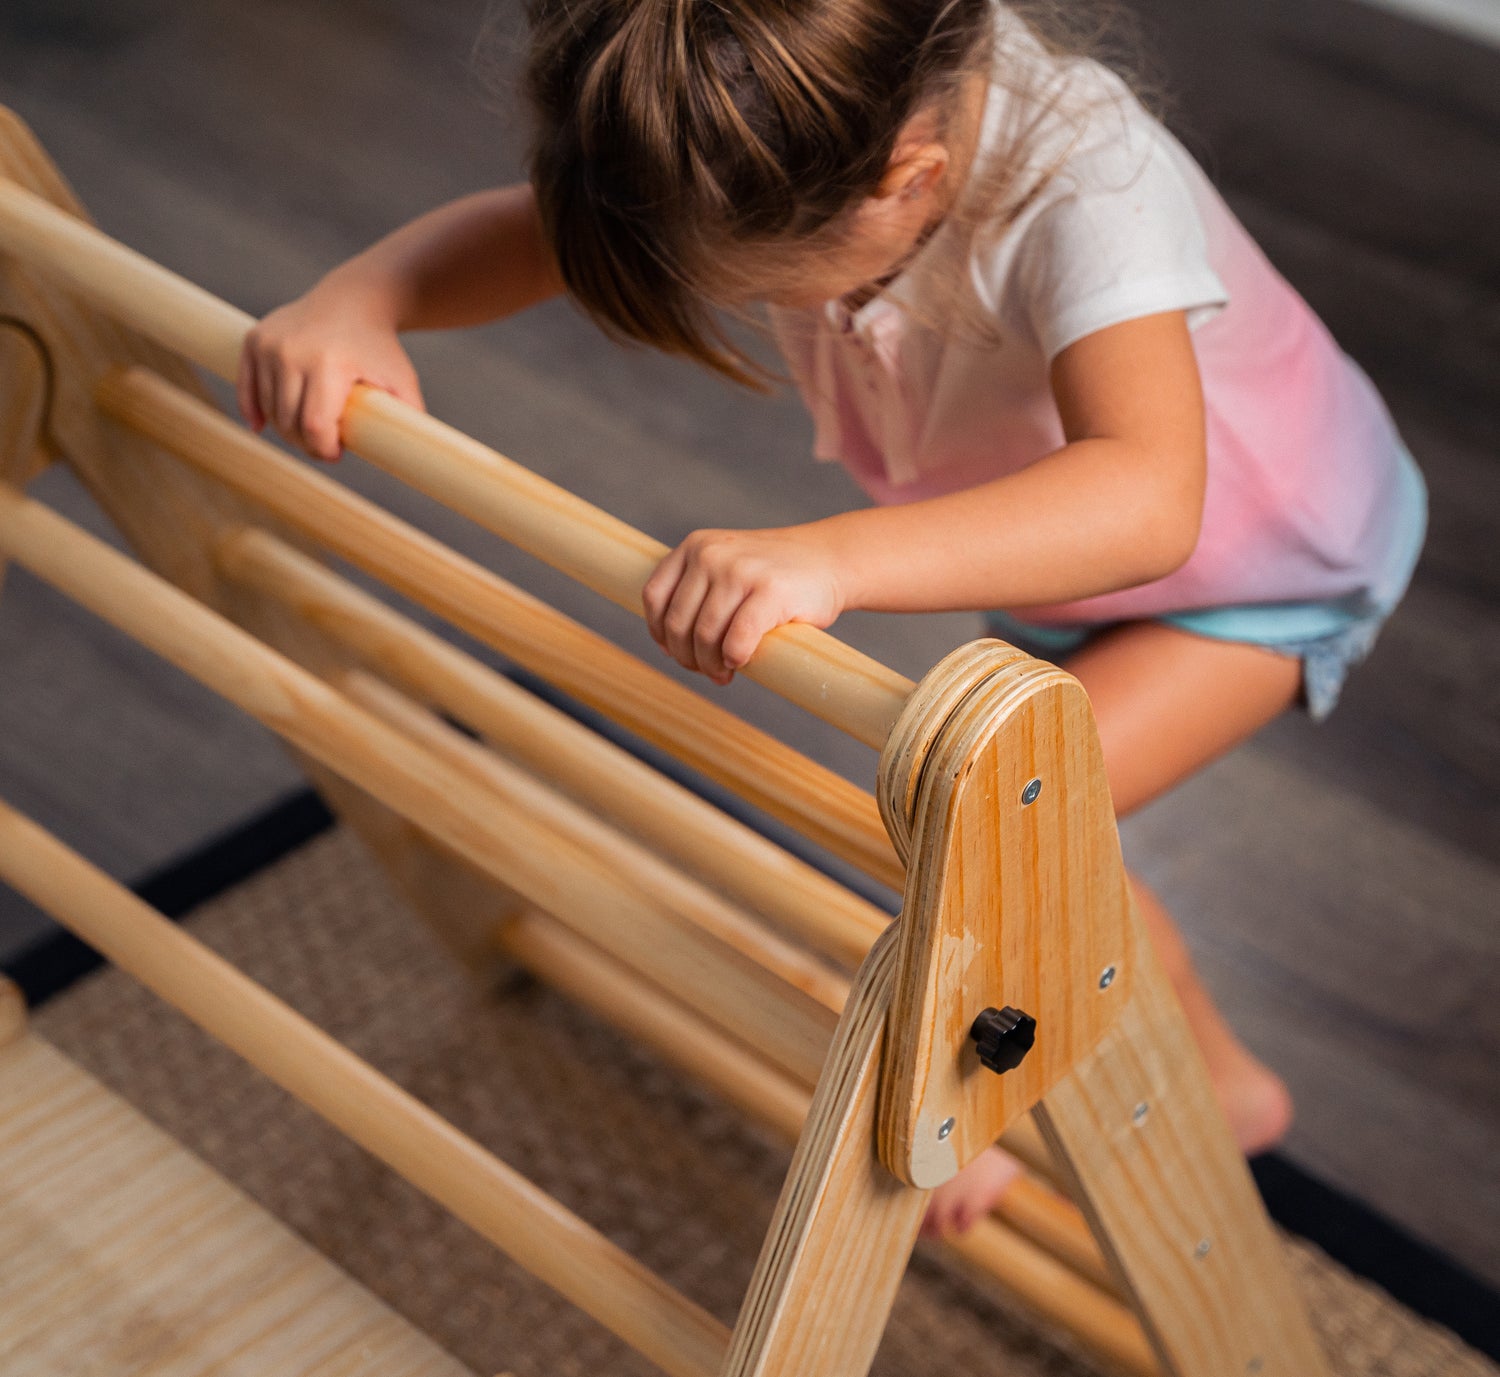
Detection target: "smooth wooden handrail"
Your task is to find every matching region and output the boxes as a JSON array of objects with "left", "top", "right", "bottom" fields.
[
  {"left": 0, "top": 175, "right": 912, "bottom": 748},
  {"left": 0, "top": 797, "right": 730, "bottom": 1377},
  {"left": 217, "top": 524, "right": 891, "bottom": 967},
  {"left": 341, "top": 667, "right": 852, "bottom": 1019},
  {"left": 0, "top": 484, "right": 837, "bottom": 1089},
  {"left": 97, "top": 365, "right": 904, "bottom": 890}
]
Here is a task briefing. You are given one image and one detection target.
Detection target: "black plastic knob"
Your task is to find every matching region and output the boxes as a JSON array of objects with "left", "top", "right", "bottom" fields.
[{"left": 970, "top": 1006, "right": 1037, "bottom": 1075}]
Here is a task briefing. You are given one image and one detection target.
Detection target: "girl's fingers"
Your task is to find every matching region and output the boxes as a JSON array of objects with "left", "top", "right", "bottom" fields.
[
  {"left": 692, "top": 583, "right": 752, "bottom": 684},
  {"left": 298, "top": 369, "right": 348, "bottom": 462},
  {"left": 661, "top": 566, "right": 713, "bottom": 672},
  {"left": 270, "top": 360, "right": 307, "bottom": 451},
  {"left": 642, "top": 546, "right": 688, "bottom": 646},
  {"left": 721, "top": 592, "right": 780, "bottom": 672},
  {"left": 236, "top": 346, "right": 264, "bottom": 431},
  {"left": 254, "top": 355, "right": 283, "bottom": 446}
]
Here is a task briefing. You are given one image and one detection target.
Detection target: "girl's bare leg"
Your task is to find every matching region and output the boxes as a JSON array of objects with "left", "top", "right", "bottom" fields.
[
  {"left": 1064, "top": 619, "right": 1300, "bottom": 1153},
  {"left": 925, "top": 621, "right": 1300, "bottom": 1235}
]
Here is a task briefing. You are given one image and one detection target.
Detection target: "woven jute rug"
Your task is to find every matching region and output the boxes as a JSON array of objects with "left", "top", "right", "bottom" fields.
[{"left": 32, "top": 827, "right": 1495, "bottom": 1377}]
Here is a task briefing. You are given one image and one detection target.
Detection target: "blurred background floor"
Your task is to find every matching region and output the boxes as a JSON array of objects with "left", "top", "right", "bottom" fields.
[{"left": 1, "top": 0, "right": 1496, "bottom": 1295}]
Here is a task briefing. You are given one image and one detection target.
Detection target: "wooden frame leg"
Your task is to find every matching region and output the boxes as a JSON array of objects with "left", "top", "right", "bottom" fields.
[
  {"left": 0, "top": 975, "right": 25, "bottom": 1049},
  {"left": 722, "top": 929, "right": 928, "bottom": 1377},
  {"left": 1032, "top": 900, "right": 1327, "bottom": 1377}
]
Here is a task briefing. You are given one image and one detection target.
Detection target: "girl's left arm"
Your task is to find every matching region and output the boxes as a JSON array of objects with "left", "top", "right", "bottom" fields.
[{"left": 643, "top": 309, "right": 1207, "bottom": 683}]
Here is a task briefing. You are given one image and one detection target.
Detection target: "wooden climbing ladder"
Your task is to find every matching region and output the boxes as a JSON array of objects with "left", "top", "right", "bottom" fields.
[{"left": 0, "top": 104, "right": 1329, "bottom": 1377}]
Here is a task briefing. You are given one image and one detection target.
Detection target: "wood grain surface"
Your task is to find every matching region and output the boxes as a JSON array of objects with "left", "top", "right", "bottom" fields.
[
  {"left": 721, "top": 929, "right": 931, "bottom": 1377},
  {"left": 99, "top": 365, "right": 904, "bottom": 891},
  {"left": 878, "top": 645, "right": 1133, "bottom": 1189},
  {"left": 1035, "top": 915, "right": 1330, "bottom": 1376},
  {"left": 0, "top": 161, "right": 912, "bottom": 749},
  {"left": 0, "top": 801, "right": 729, "bottom": 1377},
  {"left": 0, "top": 1033, "right": 479, "bottom": 1377}
]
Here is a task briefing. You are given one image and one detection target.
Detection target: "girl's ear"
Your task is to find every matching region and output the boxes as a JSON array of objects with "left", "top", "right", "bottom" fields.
[{"left": 873, "top": 143, "right": 950, "bottom": 203}]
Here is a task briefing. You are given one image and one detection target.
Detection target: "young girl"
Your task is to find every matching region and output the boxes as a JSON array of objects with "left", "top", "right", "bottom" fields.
[{"left": 239, "top": 0, "right": 1426, "bottom": 1236}]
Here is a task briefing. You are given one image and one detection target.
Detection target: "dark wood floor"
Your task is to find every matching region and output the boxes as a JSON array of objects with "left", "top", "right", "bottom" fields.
[{"left": 1, "top": 0, "right": 1496, "bottom": 1289}]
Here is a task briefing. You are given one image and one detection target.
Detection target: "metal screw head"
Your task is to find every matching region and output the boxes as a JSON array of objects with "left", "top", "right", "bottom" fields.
[
  {"left": 1098, "top": 965, "right": 1117, "bottom": 990},
  {"left": 1020, "top": 778, "right": 1042, "bottom": 806},
  {"left": 1194, "top": 1239, "right": 1212, "bottom": 1259},
  {"left": 1132, "top": 1102, "right": 1150, "bottom": 1126},
  {"left": 937, "top": 1117, "right": 956, "bottom": 1141}
]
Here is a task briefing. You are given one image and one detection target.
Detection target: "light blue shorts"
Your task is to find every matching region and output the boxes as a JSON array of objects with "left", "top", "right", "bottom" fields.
[{"left": 986, "top": 447, "right": 1427, "bottom": 722}]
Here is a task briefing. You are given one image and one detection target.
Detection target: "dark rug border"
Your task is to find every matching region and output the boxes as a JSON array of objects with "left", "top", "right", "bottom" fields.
[
  {"left": 5, "top": 781, "right": 1495, "bottom": 1360},
  {"left": 3, "top": 789, "right": 335, "bottom": 1006}
]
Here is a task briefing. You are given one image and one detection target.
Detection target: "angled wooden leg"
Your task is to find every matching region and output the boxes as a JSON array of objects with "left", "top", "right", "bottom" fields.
[
  {"left": 1032, "top": 898, "right": 1327, "bottom": 1377},
  {"left": 0, "top": 975, "right": 26, "bottom": 1049},
  {"left": 722, "top": 928, "right": 928, "bottom": 1377},
  {"left": 0, "top": 310, "right": 50, "bottom": 600}
]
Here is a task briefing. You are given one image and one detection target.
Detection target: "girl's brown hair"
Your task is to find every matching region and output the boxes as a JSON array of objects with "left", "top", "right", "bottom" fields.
[{"left": 524, "top": 0, "right": 994, "bottom": 385}]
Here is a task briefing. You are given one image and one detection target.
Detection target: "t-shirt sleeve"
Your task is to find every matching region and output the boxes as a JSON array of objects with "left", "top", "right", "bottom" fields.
[{"left": 1007, "top": 126, "right": 1230, "bottom": 362}]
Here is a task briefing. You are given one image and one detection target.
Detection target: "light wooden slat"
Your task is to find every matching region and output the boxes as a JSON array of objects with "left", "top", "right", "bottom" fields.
[
  {"left": 0, "top": 804, "right": 728, "bottom": 1377},
  {"left": 216, "top": 525, "right": 890, "bottom": 967},
  {"left": 503, "top": 908, "right": 815, "bottom": 1143},
  {"left": 0, "top": 175, "right": 912, "bottom": 748},
  {"left": 0, "top": 485, "right": 838, "bottom": 1091},
  {"left": 98, "top": 366, "right": 903, "bottom": 891},
  {"left": 0, "top": 1035, "right": 480, "bottom": 1377},
  {"left": 340, "top": 668, "right": 851, "bottom": 1022},
  {"left": 347, "top": 674, "right": 1109, "bottom": 1279}
]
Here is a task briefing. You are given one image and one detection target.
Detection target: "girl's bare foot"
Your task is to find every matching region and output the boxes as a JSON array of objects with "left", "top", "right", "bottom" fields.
[
  {"left": 919, "top": 1145, "right": 1025, "bottom": 1238},
  {"left": 1205, "top": 1038, "right": 1295, "bottom": 1156},
  {"left": 1130, "top": 876, "right": 1295, "bottom": 1156}
]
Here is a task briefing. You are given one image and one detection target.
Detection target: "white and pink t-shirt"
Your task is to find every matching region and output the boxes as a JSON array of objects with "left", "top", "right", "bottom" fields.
[{"left": 768, "top": 13, "right": 1423, "bottom": 628}]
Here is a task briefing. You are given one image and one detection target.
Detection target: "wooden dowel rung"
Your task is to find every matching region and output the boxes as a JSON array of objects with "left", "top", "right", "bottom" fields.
[
  {"left": 96, "top": 365, "right": 904, "bottom": 892},
  {"left": 216, "top": 525, "right": 889, "bottom": 968},
  {"left": 996, "top": 1176, "right": 1122, "bottom": 1297},
  {"left": 502, "top": 908, "right": 813, "bottom": 1143},
  {"left": 0, "top": 177, "right": 912, "bottom": 748},
  {"left": 995, "top": 1114, "right": 1073, "bottom": 1196},
  {"left": 353, "top": 661, "right": 1080, "bottom": 1219},
  {"left": 0, "top": 485, "right": 836, "bottom": 1092},
  {"left": 0, "top": 798, "right": 728, "bottom": 1377},
  {"left": 340, "top": 667, "right": 852, "bottom": 1025},
  {"left": 0, "top": 176, "right": 247, "bottom": 378},
  {"left": 942, "top": 1214, "right": 1158, "bottom": 1377},
  {"left": 345, "top": 387, "right": 912, "bottom": 748}
]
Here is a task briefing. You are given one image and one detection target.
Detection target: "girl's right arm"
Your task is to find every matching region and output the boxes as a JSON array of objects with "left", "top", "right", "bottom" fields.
[{"left": 238, "top": 183, "right": 563, "bottom": 460}]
